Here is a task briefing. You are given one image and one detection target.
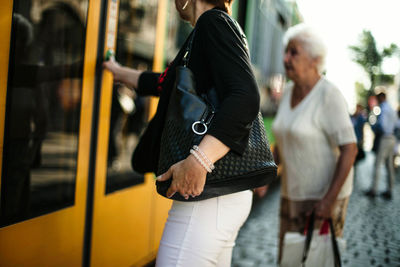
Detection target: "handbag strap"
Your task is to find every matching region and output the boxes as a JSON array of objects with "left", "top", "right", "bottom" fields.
[
  {"left": 182, "top": 29, "right": 196, "bottom": 67},
  {"left": 301, "top": 214, "right": 342, "bottom": 267}
]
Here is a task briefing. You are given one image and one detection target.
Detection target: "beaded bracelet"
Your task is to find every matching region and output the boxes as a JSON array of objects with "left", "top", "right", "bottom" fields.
[
  {"left": 190, "top": 149, "right": 212, "bottom": 173},
  {"left": 192, "top": 145, "right": 215, "bottom": 171}
]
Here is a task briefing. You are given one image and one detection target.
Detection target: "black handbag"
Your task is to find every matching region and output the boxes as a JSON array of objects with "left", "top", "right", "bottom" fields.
[{"left": 156, "top": 17, "right": 277, "bottom": 201}]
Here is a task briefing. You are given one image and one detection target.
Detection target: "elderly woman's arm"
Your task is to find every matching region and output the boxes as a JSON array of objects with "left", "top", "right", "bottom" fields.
[{"left": 314, "top": 143, "right": 358, "bottom": 218}]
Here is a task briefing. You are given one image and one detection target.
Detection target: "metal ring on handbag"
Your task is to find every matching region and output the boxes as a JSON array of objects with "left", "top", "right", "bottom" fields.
[{"left": 192, "top": 121, "right": 208, "bottom": 135}]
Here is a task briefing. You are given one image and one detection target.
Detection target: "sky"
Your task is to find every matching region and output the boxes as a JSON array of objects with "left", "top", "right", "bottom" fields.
[{"left": 295, "top": 0, "right": 400, "bottom": 110}]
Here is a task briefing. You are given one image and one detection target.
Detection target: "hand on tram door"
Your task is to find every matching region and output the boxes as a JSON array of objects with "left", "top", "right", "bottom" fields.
[
  {"left": 103, "top": 58, "right": 142, "bottom": 89},
  {"left": 156, "top": 155, "right": 208, "bottom": 200},
  {"left": 103, "top": 59, "right": 122, "bottom": 82}
]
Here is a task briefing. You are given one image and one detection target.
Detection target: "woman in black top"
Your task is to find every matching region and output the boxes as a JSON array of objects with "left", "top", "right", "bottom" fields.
[{"left": 104, "top": 0, "right": 260, "bottom": 265}]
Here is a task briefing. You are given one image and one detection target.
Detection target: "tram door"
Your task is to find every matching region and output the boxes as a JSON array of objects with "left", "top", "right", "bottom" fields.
[
  {"left": 0, "top": 0, "right": 100, "bottom": 266},
  {"left": 0, "top": 0, "right": 171, "bottom": 266},
  {"left": 89, "top": 0, "right": 171, "bottom": 266}
]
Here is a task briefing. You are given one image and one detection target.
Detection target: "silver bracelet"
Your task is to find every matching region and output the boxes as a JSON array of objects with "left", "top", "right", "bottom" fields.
[
  {"left": 190, "top": 149, "right": 212, "bottom": 173},
  {"left": 192, "top": 145, "right": 215, "bottom": 171}
]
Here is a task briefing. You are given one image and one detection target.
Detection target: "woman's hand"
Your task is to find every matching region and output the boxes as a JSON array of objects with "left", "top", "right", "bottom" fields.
[
  {"left": 253, "top": 185, "right": 269, "bottom": 198},
  {"left": 313, "top": 196, "right": 335, "bottom": 219},
  {"left": 157, "top": 135, "right": 230, "bottom": 199},
  {"left": 103, "top": 59, "right": 142, "bottom": 89},
  {"left": 103, "top": 59, "right": 123, "bottom": 82},
  {"left": 156, "top": 155, "right": 208, "bottom": 199}
]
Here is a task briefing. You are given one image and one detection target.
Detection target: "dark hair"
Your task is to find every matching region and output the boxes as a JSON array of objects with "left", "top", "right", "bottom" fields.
[
  {"left": 203, "top": 0, "right": 234, "bottom": 14},
  {"left": 377, "top": 92, "right": 386, "bottom": 99}
]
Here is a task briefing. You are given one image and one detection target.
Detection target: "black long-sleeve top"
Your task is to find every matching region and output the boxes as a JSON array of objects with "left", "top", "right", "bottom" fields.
[{"left": 132, "top": 8, "right": 260, "bottom": 173}]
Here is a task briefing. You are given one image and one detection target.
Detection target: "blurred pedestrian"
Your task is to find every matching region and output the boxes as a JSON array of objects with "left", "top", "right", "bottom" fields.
[
  {"left": 104, "top": 0, "right": 266, "bottom": 266},
  {"left": 394, "top": 108, "right": 400, "bottom": 171},
  {"left": 272, "top": 24, "right": 358, "bottom": 262},
  {"left": 351, "top": 104, "right": 367, "bottom": 163},
  {"left": 366, "top": 92, "right": 397, "bottom": 199}
]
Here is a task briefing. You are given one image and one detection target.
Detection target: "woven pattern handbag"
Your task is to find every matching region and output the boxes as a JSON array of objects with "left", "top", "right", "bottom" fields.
[{"left": 156, "top": 14, "right": 277, "bottom": 201}]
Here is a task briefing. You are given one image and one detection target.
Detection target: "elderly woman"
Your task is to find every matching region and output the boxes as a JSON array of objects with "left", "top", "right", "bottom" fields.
[{"left": 272, "top": 24, "right": 358, "bottom": 261}]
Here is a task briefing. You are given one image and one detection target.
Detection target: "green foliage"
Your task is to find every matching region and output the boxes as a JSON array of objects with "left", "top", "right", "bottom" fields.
[
  {"left": 382, "top": 43, "right": 399, "bottom": 57},
  {"left": 349, "top": 30, "right": 381, "bottom": 80},
  {"left": 354, "top": 81, "right": 368, "bottom": 107},
  {"left": 349, "top": 30, "right": 399, "bottom": 103},
  {"left": 376, "top": 73, "right": 395, "bottom": 84},
  {"left": 263, "top": 117, "right": 275, "bottom": 145}
]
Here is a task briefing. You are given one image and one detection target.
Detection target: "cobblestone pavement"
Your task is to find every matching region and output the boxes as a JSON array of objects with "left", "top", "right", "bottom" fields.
[{"left": 232, "top": 152, "right": 400, "bottom": 267}]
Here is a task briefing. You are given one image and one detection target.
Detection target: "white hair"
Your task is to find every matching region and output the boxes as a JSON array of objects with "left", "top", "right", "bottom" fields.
[{"left": 283, "top": 23, "right": 327, "bottom": 74}]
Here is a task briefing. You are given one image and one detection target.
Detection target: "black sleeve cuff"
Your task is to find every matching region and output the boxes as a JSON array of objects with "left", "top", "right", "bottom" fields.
[{"left": 137, "top": 71, "right": 161, "bottom": 96}]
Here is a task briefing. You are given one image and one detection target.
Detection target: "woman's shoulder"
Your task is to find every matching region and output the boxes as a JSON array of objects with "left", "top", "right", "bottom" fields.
[
  {"left": 318, "top": 77, "right": 344, "bottom": 101},
  {"left": 197, "top": 8, "right": 229, "bottom": 24},
  {"left": 195, "top": 9, "right": 248, "bottom": 52},
  {"left": 196, "top": 9, "right": 236, "bottom": 32},
  {"left": 317, "top": 77, "right": 349, "bottom": 115}
]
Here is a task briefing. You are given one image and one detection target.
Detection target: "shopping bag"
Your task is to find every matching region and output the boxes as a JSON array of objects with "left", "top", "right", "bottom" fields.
[
  {"left": 305, "top": 222, "right": 346, "bottom": 267},
  {"left": 280, "top": 231, "right": 308, "bottom": 267},
  {"left": 280, "top": 213, "right": 345, "bottom": 267}
]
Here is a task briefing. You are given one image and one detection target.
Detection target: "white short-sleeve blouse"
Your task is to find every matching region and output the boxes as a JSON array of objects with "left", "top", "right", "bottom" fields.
[{"left": 272, "top": 77, "right": 357, "bottom": 200}]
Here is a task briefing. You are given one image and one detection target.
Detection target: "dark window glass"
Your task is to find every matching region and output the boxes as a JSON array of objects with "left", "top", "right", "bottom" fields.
[
  {"left": 105, "top": 0, "right": 158, "bottom": 194},
  {"left": 1, "top": 0, "right": 88, "bottom": 227}
]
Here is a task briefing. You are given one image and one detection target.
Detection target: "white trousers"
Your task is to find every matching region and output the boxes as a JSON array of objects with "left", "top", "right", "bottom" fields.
[{"left": 156, "top": 190, "right": 253, "bottom": 267}]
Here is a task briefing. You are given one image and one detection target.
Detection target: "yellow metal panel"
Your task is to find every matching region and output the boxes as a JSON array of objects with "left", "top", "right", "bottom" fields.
[
  {"left": 90, "top": 60, "right": 155, "bottom": 265},
  {"left": 0, "top": 209, "right": 83, "bottom": 266},
  {"left": 90, "top": 0, "right": 153, "bottom": 266},
  {"left": 0, "top": 0, "right": 101, "bottom": 265},
  {"left": 148, "top": 0, "right": 169, "bottom": 118},
  {"left": 153, "top": 0, "right": 168, "bottom": 72},
  {"left": 91, "top": 0, "right": 171, "bottom": 265},
  {"left": 148, "top": 0, "right": 172, "bottom": 256},
  {"left": 90, "top": 177, "right": 153, "bottom": 266},
  {"left": 0, "top": 0, "right": 13, "bottom": 189}
]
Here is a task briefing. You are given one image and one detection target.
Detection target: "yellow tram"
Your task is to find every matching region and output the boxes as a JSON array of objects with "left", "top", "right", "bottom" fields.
[
  {"left": 0, "top": 0, "right": 176, "bottom": 266},
  {"left": 0, "top": 0, "right": 296, "bottom": 266}
]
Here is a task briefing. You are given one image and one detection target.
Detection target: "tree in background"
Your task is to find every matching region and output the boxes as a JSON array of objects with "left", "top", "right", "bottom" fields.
[{"left": 349, "top": 30, "right": 398, "bottom": 105}]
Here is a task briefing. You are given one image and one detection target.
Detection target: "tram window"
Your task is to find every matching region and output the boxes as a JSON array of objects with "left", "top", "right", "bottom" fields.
[
  {"left": 0, "top": 0, "right": 88, "bottom": 227},
  {"left": 105, "top": 0, "right": 159, "bottom": 194}
]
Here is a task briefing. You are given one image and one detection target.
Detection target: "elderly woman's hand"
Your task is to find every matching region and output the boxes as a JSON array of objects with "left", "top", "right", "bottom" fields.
[
  {"left": 157, "top": 155, "right": 208, "bottom": 200},
  {"left": 313, "top": 196, "right": 335, "bottom": 219}
]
